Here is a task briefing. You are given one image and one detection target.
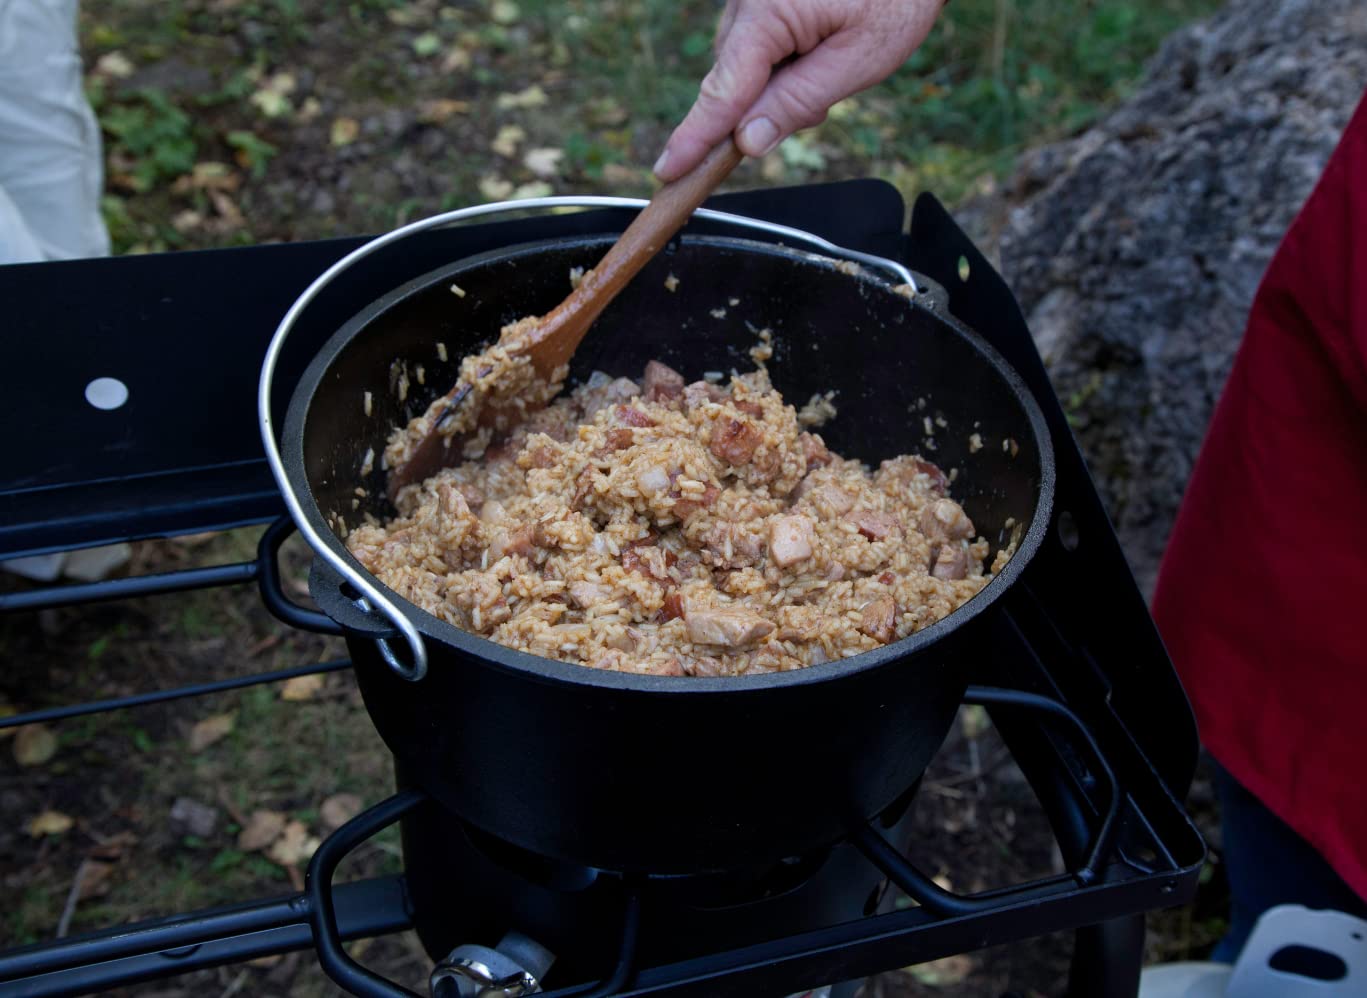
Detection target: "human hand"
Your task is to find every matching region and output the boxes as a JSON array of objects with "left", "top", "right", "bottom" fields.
[{"left": 653, "top": 0, "right": 945, "bottom": 181}]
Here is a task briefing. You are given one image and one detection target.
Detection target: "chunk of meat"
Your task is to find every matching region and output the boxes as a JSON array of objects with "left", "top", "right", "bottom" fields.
[
  {"left": 520, "top": 440, "right": 559, "bottom": 469},
  {"left": 570, "top": 468, "right": 597, "bottom": 510},
  {"left": 649, "top": 656, "right": 685, "bottom": 677},
  {"left": 931, "top": 543, "right": 968, "bottom": 580},
  {"left": 710, "top": 417, "right": 763, "bottom": 465},
  {"left": 733, "top": 399, "right": 764, "bottom": 418},
  {"left": 768, "top": 515, "right": 815, "bottom": 568},
  {"left": 604, "top": 427, "right": 634, "bottom": 451},
  {"left": 642, "top": 360, "right": 685, "bottom": 402},
  {"left": 661, "top": 589, "right": 685, "bottom": 621},
  {"left": 858, "top": 595, "right": 897, "bottom": 643},
  {"left": 613, "top": 404, "right": 655, "bottom": 428},
  {"left": 701, "top": 521, "right": 764, "bottom": 569},
  {"left": 799, "top": 432, "right": 832, "bottom": 468},
  {"left": 682, "top": 380, "right": 726, "bottom": 410},
  {"left": 847, "top": 509, "right": 900, "bottom": 541},
  {"left": 488, "top": 524, "right": 534, "bottom": 561},
  {"left": 914, "top": 458, "right": 949, "bottom": 494},
  {"left": 622, "top": 544, "right": 677, "bottom": 580},
  {"left": 809, "top": 483, "right": 855, "bottom": 516},
  {"left": 919, "top": 499, "right": 975, "bottom": 544},
  {"left": 577, "top": 376, "right": 640, "bottom": 417},
  {"left": 683, "top": 605, "right": 775, "bottom": 647},
  {"left": 671, "top": 484, "right": 720, "bottom": 519},
  {"left": 568, "top": 581, "right": 607, "bottom": 609}
]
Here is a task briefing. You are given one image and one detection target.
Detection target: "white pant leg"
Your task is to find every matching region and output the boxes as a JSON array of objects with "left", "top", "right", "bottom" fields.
[{"left": 0, "top": 0, "right": 109, "bottom": 264}]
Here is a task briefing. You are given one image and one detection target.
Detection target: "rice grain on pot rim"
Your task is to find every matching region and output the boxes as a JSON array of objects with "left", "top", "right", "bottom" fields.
[{"left": 348, "top": 344, "right": 1014, "bottom": 678}]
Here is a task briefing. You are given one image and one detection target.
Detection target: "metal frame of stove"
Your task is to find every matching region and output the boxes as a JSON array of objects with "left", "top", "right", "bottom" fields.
[{"left": 0, "top": 184, "right": 1206, "bottom": 998}]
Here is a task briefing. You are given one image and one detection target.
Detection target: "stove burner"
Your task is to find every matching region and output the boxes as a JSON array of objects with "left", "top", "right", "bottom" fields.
[{"left": 0, "top": 183, "right": 1205, "bottom": 998}]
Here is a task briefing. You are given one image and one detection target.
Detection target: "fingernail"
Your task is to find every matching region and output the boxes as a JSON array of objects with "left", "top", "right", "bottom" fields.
[
  {"left": 739, "top": 117, "right": 780, "bottom": 157},
  {"left": 652, "top": 149, "right": 671, "bottom": 178}
]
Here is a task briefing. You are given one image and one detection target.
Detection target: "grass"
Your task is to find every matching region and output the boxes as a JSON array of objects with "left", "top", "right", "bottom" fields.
[{"left": 77, "top": 0, "right": 1221, "bottom": 252}]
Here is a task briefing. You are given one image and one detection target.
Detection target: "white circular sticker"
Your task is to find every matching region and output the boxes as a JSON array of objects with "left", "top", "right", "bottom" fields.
[{"left": 85, "top": 377, "right": 129, "bottom": 411}]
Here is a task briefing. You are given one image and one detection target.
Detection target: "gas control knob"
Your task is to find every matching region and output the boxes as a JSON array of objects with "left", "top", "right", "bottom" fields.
[{"left": 430, "top": 932, "right": 555, "bottom": 998}]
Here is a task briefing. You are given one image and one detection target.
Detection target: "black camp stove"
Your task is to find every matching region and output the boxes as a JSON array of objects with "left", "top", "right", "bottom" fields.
[{"left": 0, "top": 182, "right": 1205, "bottom": 998}]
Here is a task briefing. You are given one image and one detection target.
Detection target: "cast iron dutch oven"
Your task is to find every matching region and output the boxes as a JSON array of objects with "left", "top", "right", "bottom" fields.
[{"left": 259, "top": 198, "right": 1055, "bottom": 876}]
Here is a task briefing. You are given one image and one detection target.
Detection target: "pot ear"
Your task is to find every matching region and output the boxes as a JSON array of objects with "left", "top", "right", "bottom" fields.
[{"left": 308, "top": 558, "right": 394, "bottom": 639}]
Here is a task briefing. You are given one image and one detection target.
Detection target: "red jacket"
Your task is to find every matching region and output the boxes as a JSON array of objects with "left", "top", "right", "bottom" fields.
[{"left": 1152, "top": 89, "right": 1367, "bottom": 900}]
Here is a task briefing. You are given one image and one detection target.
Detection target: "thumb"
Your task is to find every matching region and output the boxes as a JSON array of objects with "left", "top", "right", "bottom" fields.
[{"left": 733, "top": 38, "right": 873, "bottom": 158}]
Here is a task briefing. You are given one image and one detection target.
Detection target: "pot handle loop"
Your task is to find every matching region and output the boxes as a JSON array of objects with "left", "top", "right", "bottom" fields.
[{"left": 259, "top": 196, "right": 921, "bottom": 684}]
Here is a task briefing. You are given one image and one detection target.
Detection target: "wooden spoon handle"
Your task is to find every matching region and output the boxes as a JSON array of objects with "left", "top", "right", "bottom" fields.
[{"left": 522, "top": 138, "right": 744, "bottom": 373}]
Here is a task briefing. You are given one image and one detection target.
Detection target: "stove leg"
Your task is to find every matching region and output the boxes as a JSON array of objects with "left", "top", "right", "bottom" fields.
[{"left": 1067, "top": 914, "right": 1144, "bottom": 998}]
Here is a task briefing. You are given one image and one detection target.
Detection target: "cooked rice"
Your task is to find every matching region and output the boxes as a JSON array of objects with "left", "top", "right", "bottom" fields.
[{"left": 350, "top": 361, "right": 1010, "bottom": 678}]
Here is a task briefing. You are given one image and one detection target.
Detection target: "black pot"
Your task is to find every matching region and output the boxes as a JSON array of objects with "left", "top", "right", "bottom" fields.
[{"left": 279, "top": 232, "right": 1054, "bottom": 875}]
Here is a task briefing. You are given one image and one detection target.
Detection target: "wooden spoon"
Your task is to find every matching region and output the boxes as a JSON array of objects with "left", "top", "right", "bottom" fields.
[{"left": 387, "top": 138, "right": 744, "bottom": 500}]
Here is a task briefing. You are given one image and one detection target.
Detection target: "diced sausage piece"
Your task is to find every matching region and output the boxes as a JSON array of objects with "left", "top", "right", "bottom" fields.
[
  {"left": 614, "top": 404, "right": 655, "bottom": 428},
  {"left": 605, "top": 427, "right": 634, "bottom": 451},
  {"left": 437, "top": 483, "right": 471, "bottom": 519},
  {"left": 919, "top": 499, "right": 975, "bottom": 544},
  {"left": 710, "top": 417, "right": 763, "bottom": 465},
  {"left": 799, "top": 432, "right": 832, "bottom": 468},
  {"left": 878, "top": 571, "right": 896, "bottom": 585},
  {"left": 682, "top": 380, "right": 727, "bottom": 410},
  {"left": 650, "top": 656, "right": 685, "bottom": 677},
  {"left": 642, "top": 360, "right": 685, "bottom": 401},
  {"left": 568, "top": 581, "right": 608, "bottom": 609},
  {"left": 622, "top": 544, "right": 676, "bottom": 580},
  {"left": 521, "top": 441, "right": 559, "bottom": 469},
  {"left": 489, "top": 524, "right": 535, "bottom": 561},
  {"left": 672, "top": 484, "right": 720, "bottom": 519},
  {"left": 571, "top": 469, "right": 597, "bottom": 510},
  {"left": 848, "top": 509, "right": 900, "bottom": 541},
  {"left": 768, "top": 515, "right": 815, "bottom": 568},
  {"left": 859, "top": 595, "right": 897, "bottom": 644},
  {"left": 733, "top": 399, "right": 764, "bottom": 418},
  {"left": 683, "top": 605, "right": 775, "bottom": 648},
  {"left": 810, "top": 484, "right": 854, "bottom": 516},
  {"left": 931, "top": 543, "right": 969, "bottom": 580},
  {"left": 661, "top": 590, "right": 685, "bottom": 621},
  {"left": 915, "top": 458, "right": 949, "bottom": 494}
]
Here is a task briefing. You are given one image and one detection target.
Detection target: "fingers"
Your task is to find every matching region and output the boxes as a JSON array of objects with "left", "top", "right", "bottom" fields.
[
  {"left": 654, "top": 17, "right": 792, "bottom": 181},
  {"left": 732, "top": 36, "right": 872, "bottom": 157}
]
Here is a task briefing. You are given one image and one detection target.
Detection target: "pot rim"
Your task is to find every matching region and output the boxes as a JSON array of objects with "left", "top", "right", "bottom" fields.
[{"left": 266, "top": 213, "right": 1055, "bottom": 693}]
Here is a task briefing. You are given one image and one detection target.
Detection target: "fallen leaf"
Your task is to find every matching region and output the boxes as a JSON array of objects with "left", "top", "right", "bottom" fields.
[
  {"left": 295, "top": 96, "right": 322, "bottom": 123},
  {"left": 170, "top": 162, "right": 241, "bottom": 195},
  {"left": 585, "top": 97, "right": 627, "bottom": 127},
  {"left": 490, "top": 0, "right": 520, "bottom": 24},
  {"left": 94, "top": 51, "right": 135, "bottom": 79},
  {"left": 522, "top": 147, "right": 563, "bottom": 179},
  {"left": 249, "top": 73, "right": 296, "bottom": 119},
  {"left": 238, "top": 809, "right": 287, "bottom": 851},
  {"left": 779, "top": 134, "right": 826, "bottom": 171},
  {"left": 171, "top": 209, "right": 203, "bottom": 234},
  {"left": 416, "top": 98, "right": 470, "bottom": 124},
  {"left": 266, "top": 820, "right": 320, "bottom": 867},
  {"left": 27, "top": 810, "right": 74, "bottom": 837},
  {"left": 248, "top": 954, "right": 284, "bottom": 969},
  {"left": 320, "top": 793, "right": 364, "bottom": 831},
  {"left": 490, "top": 124, "right": 525, "bottom": 157},
  {"left": 279, "top": 673, "right": 324, "bottom": 702},
  {"left": 600, "top": 162, "right": 646, "bottom": 187},
  {"left": 13, "top": 724, "right": 58, "bottom": 766},
  {"left": 441, "top": 46, "right": 471, "bottom": 73},
  {"left": 89, "top": 831, "right": 138, "bottom": 862},
  {"left": 479, "top": 176, "right": 514, "bottom": 200},
  {"left": 411, "top": 31, "right": 442, "bottom": 57},
  {"left": 511, "top": 181, "right": 553, "bottom": 200},
  {"left": 76, "top": 859, "right": 117, "bottom": 900},
  {"left": 495, "top": 85, "right": 548, "bottom": 111},
  {"left": 188, "top": 712, "right": 235, "bottom": 752},
  {"left": 386, "top": 5, "right": 429, "bottom": 26},
  {"left": 330, "top": 117, "right": 360, "bottom": 147}
]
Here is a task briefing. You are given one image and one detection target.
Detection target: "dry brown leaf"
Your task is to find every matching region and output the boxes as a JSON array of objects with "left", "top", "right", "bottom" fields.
[
  {"left": 479, "top": 175, "right": 514, "bottom": 200},
  {"left": 490, "top": 0, "right": 520, "bottom": 24},
  {"left": 295, "top": 96, "right": 322, "bottom": 123},
  {"left": 416, "top": 98, "right": 470, "bottom": 124},
  {"left": 94, "top": 51, "right": 135, "bottom": 79},
  {"left": 171, "top": 209, "right": 203, "bottom": 234},
  {"left": 27, "top": 810, "right": 74, "bottom": 837},
  {"left": 266, "top": 820, "right": 320, "bottom": 867},
  {"left": 441, "top": 46, "right": 471, "bottom": 73},
  {"left": 249, "top": 73, "right": 297, "bottom": 119},
  {"left": 522, "top": 147, "right": 563, "bottom": 179},
  {"left": 238, "top": 809, "right": 287, "bottom": 851},
  {"left": 279, "top": 673, "right": 324, "bottom": 702},
  {"left": 77, "top": 859, "right": 117, "bottom": 900},
  {"left": 320, "top": 793, "right": 364, "bottom": 831},
  {"left": 188, "top": 712, "right": 235, "bottom": 752},
  {"left": 330, "top": 117, "right": 360, "bottom": 147},
  {"left": 491, "top": 124, "right": 525, "bottom": 158},
  {"left": 495, "top": 85, "right": 548, "bottom": 111},
  {"left": 89, "top": 831, "right": 138, "bottom": 862},
  {"left": 13, "top": 724, "right": 58, "bottom": 766}
]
